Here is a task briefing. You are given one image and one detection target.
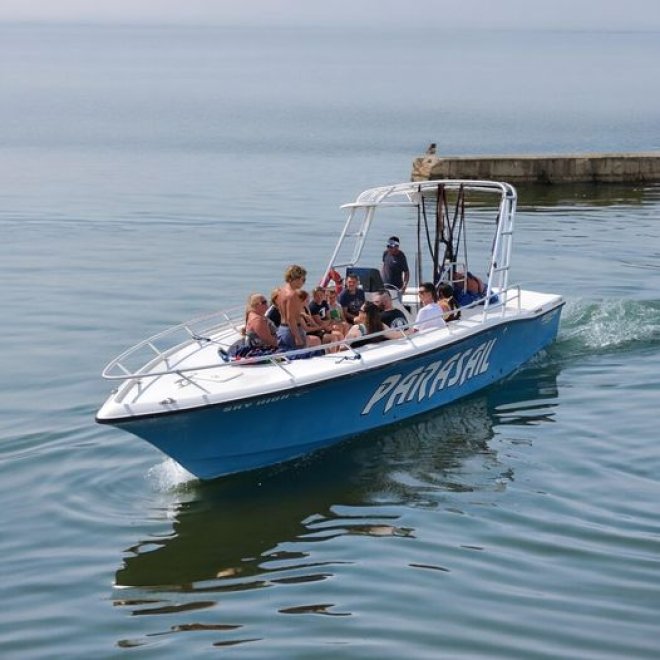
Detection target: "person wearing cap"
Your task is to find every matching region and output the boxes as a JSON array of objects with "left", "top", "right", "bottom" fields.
[
  {"left": 381, "top": 235, "right": 409, "bottom": 294},
  {"left": 414, "top": 282, "right": 447, "bottom": 332}
]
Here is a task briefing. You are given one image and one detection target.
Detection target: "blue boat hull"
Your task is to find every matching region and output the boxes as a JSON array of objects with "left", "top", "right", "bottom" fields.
[{"left": 110, "top": 306, "right": 562, "bottom": 479}]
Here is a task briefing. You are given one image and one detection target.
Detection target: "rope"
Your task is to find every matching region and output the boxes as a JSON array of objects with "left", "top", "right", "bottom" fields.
[
  {"left": 432, "top": 184, "right": 442, "bottom": 284},
  {"left": 416, "top": 185, "right": 423, "bottom": 288}
]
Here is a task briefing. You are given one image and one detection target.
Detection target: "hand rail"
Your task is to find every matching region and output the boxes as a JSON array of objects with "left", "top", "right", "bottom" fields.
[
  {"left": 102, "top": 306, "right": 244, "bottom": 380},
  {"left": 102, "top": 285, "right": 528, "bottom": 381}
]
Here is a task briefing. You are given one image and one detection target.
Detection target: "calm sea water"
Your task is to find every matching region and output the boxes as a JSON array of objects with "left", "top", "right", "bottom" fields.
[{"left": 1, "top": 23, "right": 659, "bottom": 658}]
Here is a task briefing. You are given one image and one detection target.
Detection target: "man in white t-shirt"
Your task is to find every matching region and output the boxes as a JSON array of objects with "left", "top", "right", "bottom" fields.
[{"left": 414, "top": 282, "right": 447, "bottom": 332}]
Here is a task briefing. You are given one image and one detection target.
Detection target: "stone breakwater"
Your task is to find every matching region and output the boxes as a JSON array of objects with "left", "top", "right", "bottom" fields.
[{"left": 412, "top": 152, "right": 660, "bottom": 184}]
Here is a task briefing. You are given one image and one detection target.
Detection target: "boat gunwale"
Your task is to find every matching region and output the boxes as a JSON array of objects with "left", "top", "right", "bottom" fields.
[
  {"left": 96, "top": 296, "right": 564, "bottom": 425},
  {"left": 101, "top": 283, "right": 524, "bottom": 382},
  {"left": 101, "top": 305, "right": 246, "bottom": 380}
]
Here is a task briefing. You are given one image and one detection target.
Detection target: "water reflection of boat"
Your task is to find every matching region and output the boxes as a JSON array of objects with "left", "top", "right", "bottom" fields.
[{"left": 114, "top": 360, "right": 560, "bottom": 594}]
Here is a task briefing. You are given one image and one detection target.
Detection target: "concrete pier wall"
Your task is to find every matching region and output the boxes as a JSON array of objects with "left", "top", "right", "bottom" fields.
[{"left": 411, "top": 152, "right": 660, "bottom": 184}]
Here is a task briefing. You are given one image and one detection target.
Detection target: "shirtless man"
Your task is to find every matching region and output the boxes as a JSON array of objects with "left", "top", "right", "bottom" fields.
[{"left": 276, "top": 264, "right": 320, "bottom": 351}]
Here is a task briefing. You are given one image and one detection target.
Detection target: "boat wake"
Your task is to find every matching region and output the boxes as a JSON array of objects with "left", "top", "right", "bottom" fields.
[{"left": 556, "top": 297, "right": 660, "bottom": 355}]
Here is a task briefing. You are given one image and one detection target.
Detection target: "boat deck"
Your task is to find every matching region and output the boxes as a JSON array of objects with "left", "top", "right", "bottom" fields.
[{"left": 97, "top": 288, "right": 561, "bottom": 421}]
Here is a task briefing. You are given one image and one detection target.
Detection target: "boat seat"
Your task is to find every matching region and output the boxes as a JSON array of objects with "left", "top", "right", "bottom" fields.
[
  {"left": 345, "top": 266, "right": 414, "bottom": 323},
  {"left": 346, "top": 267, "right": 384, "bottom": 293}
]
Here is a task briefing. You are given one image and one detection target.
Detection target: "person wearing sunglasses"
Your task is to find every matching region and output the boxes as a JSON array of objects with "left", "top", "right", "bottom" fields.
[
  {"left": 244, "top": 293, "right": 279, "bottom": 350},
  {"left": 345, "top": 301, "right": 402, "bottom": 348},
  {"left": 374, "top": 289, "right": 408, "bottom": 329},
  {"left": 381, "top": 236, "right": 409, "bottom": 294},
  {"left": 414, "top": 282, "right": 447, "bottom": 332}
]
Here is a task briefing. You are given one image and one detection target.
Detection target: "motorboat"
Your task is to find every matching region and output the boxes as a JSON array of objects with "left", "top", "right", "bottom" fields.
[{"left": 96, "top": 180, "right": 564, "bottom": 480}]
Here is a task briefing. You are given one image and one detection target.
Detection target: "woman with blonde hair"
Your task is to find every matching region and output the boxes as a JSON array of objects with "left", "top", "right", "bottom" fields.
[
  {"left": 220, "top": 293, "right": 279, "bottom": 361},
  {"left": 244, "top": 293, "right": 278, "bottom": 350}
]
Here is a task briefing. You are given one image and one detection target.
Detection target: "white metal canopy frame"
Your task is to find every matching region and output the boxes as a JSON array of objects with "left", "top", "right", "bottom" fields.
[{"left": 324, "top": 179, "right": 516, "bottom": 306}]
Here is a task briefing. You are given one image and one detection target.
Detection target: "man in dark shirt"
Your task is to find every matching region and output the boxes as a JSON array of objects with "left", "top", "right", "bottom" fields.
[
  {"left": 338, "top": 273, "right": 365, "bottom": 324},
  {"left": 382, "top": 236, "right": 409, "bottom": 293},
  {"left": 308, "top": 286, "right": 330, "bottom": 323},
  {"left": 375, "top": 289, "right": 408, "bottom": 329}
]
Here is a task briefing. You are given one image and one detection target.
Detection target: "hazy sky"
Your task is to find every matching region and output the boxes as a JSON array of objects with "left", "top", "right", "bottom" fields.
[{"left": 1, "top": 0, "right": 660, "bottom": 30}]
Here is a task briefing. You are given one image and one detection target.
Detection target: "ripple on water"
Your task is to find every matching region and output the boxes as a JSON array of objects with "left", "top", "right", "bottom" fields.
[{"left": 5, "top": 289, "right": 660, "bottom": 657}]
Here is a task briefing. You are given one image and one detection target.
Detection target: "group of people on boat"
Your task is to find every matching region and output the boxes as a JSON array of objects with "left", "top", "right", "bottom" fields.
[
  {"left": 226, "top": 235, "right": 487, "bottom": 361},
  {"left": 229, "top": 265, "right": 335, "bottom": 360},
  {"left": 380, "top": 235, "right": 488, "bottom": 308},
  {"left": 236, "top": 272, "right": 404, "bottom": 359},
  {"left": 240, "top": 264, "right": 359, "bottom": 357}
]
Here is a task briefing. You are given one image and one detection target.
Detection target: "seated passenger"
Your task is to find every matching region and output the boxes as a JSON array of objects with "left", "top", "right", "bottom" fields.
[
  {"left": 338, "top": 273, "right": 365, "bottom": 324},
  {"left": 221, "top": 293, "right": 279, "bottom": 360},
  {"left": 375, "top": 289, "right": 408, "bottom": 330},
  {"left": 452, "top": 270, "right": 487, "bottom": 306},
  {"left": 299, "top": 289, "right": 341, "bottom": 351},
  {"left": 309, "top": 286, "right": 331, "bottom": 326},
  {"left": 414, "top": 282, "right": 447, "bottom": 332},
  {"left": 265, "top": 288, "right": 282, "bottom": 327},
  {"left": 308, "top": 287, "right": 343, "bottom": 349},
  {"left": 244, "top": 293, "right": 279, "bottom": 350},
  {"left": 438, "top": 283, "right": 461, "bottom": 321},
  {"left": 345, "top": 301, "right": 401, "bottom": 348},
  {"left": 297, "top": 290, "right": 327, "bottom": 342},
  {"left": 322, "top": 283, "right": 350, "bottom": 337}
]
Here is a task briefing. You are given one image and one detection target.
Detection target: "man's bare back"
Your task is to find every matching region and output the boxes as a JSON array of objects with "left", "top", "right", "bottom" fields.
[{"left": 276, "top": 264, "right": 307, "bottom": 348}]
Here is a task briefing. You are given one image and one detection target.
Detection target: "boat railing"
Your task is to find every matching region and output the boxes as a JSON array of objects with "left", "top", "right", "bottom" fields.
[
  {"left": 328, "top": 287, "right": 517, "bottom": 353},
  {"left": 481, "top": 283, "right": 521, "bottom": 317},
  {"left": 102, "top": 307, "right": 245, "bottom": 380},
  {"left": 102, "top": 285, "right": 526, "bottom": 380}
]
